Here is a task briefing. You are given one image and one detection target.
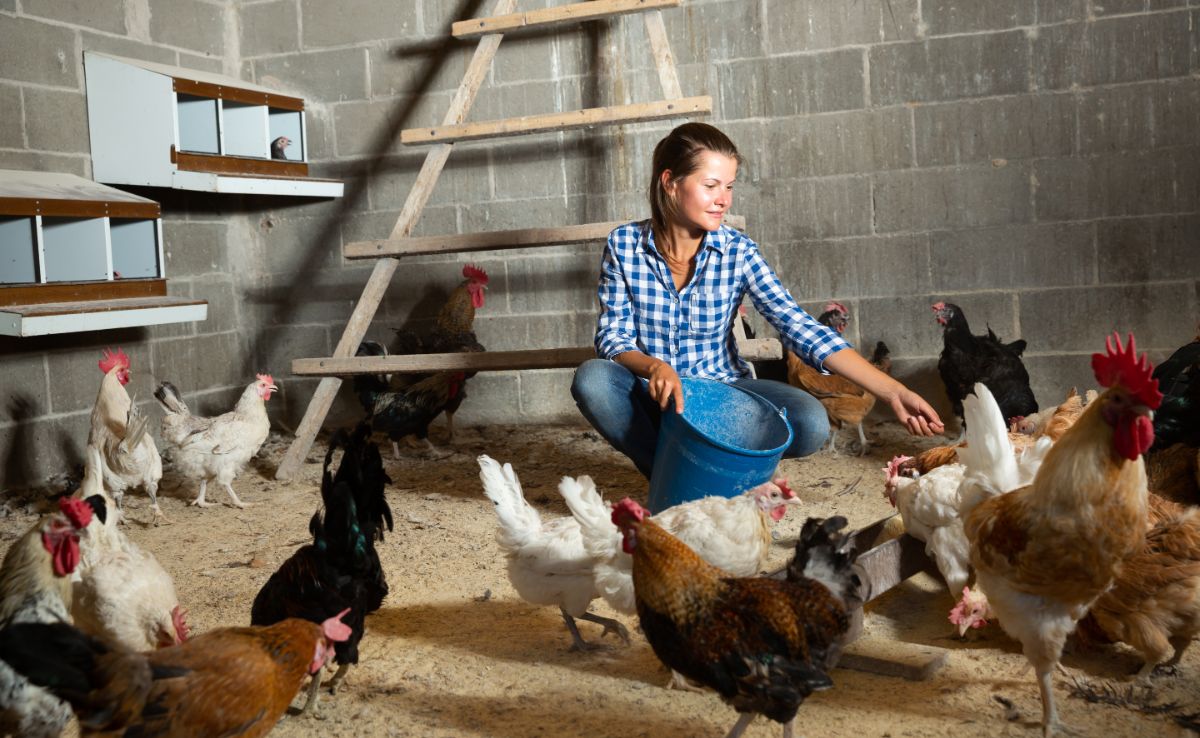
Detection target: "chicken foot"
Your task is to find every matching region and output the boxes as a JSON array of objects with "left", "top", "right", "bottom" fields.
[
  {"left": 578, "top": 611, "right": 631, "bottom": 645},
  {"left": 190, "top": 479, "right": 212, "bottom": 508},
  {"left": 298, "top": 669, "right": 326, "bottom": 719},
  {"left": 561, "top": 608, "right": 628, "bottom": 651},
  {"left": 146, "top": 483, "right": 170, "bottom": 525},
  {"left": 327, "top": 662, "right": 350, "bottom": 694},
  {"left": 189, "top": 480, "right": 250, "bottom": 509}
]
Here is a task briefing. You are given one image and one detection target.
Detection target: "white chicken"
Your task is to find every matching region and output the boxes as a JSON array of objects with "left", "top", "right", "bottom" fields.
[
  {"left": 71, "top": 446, "right": 189, "bottom": 651},
  {"left": 154, "top": 374, "right": 277, "bottom": 508},
  {"left": 884, "top": 383, "right": 1052, "bottom": 601},
  {"left": 478, "top": 456, "right": 798, "bottom": 651}
]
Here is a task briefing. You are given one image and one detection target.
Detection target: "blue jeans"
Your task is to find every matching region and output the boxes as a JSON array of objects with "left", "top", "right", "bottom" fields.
[{"left": 570, "top": 358, "right": 830, "bottom": 478}]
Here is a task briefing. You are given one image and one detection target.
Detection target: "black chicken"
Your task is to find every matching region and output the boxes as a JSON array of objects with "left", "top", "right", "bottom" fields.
[
  {"left": 270, "top": 135, "right": 291, "bottom": 160},
  {"left": 1151, "top": 334, "right": 1200, "bottom": 450},
  {"left": 932, "top": 301, "right": 1038, "bottom": 431},
  {"left": 249, "top": 424, "right": 392, "bottom": 716},
  {"left": 355, "top": 340, "right": 473, "bottom": 456}
]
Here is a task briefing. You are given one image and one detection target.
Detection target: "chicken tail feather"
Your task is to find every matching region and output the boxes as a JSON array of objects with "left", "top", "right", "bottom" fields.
[
  {"left": 787, "top": 516, "right": 863, "bottom": 609},
  {"left": 559, "top": 475, "right": 617, "bottom": 560},
  {"left": 0, "top": 620, "right": 108, "bottom": 706},
  {"left": 478, "top": 455, "right": 541, "bottom": 552},
  {"left": 153, "top": 381, "right": 189, "bottom": 417}
]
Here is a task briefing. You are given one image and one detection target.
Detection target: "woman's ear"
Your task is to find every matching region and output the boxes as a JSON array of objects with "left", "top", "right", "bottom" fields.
[{"left": 660, "top": 169, "right": 674, "bottom": 194}]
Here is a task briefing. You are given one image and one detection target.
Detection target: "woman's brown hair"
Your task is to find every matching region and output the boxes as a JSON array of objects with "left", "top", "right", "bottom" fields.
[{"left": 648, "top": 122, "right": 742, "bottom": 251}]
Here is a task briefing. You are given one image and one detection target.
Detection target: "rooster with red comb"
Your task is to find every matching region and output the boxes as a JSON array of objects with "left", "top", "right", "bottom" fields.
[
  {"left": 87, "top": 348, "right": 165, "bottom": 524},
  {"left": 964, "top": 332, "right": 1160, "bottom": 736}
]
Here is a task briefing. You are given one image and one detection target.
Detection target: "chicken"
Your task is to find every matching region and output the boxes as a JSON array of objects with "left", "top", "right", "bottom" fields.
[
  {"left": 0, "top": 497, "right": 99, "bottom": 738},
  {"left": 612, "top": 500, "right": 864, "bottom": 738},
  {"left": 1146, "top": 441, "right": 1199, "bottom": 505},
  {"left": 251, "top": 424, "right": 392, "bottom": 716},
  {"left": 87, "top": 348, "right": 165, "bottom": 524},
  {"left": 70, "top": 446, "right": 189, "bottom": 652},
  {"left": 884, "top": 384, "right": 1050, "bottom": 604},
  {"left": 898, "top": 386, "right": 1088, "bottom": 478},
  {"left": 933, "top": 301, "right": 1038, "bottom": 433},
  {"left": 0, "top": 612, "right": 351, "bottom": 737},
  {"left": 154, "top": 374, "right": 278, "bottom": 508},
  {"left": 964, "top": 332, "right": 1162, "bottom": 735},
  {"left": 270, "top": 135, "right": 291, "bottom": 160},
  {"left": 870, "top": 340, "right": 892, "bottom": 375},
  {"left": 1073, "top": 505, "right": 1200, "bottom": 678},
  {"left": 1150, "top": 332, "right": 1200, "bottom": 451},
  {"left": 785, "top": 303, "right": 880, "bottom": 455},
  {"left": 356, "top": 355, "right": 470, "bottom": 458},
  {"left": 478, "top": 456, "right": 798, "bottom": 651}
]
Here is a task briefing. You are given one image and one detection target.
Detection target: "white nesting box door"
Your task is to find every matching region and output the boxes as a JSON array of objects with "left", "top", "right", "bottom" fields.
[{"left": 84, "top": 53, "right": 176, "bottom": 187}]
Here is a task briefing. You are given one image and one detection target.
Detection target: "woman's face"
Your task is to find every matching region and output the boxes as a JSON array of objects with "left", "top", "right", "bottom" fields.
[{"left": 663, "top": 150, "right": 737, "bottom": 234}]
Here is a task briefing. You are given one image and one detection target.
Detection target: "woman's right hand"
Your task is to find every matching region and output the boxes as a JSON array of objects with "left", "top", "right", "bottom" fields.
[{"left": 647, "top": 359, "right": 685, "bottom": 414}]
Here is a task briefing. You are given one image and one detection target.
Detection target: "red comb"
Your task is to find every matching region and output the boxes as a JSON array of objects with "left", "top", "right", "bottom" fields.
[
  {"left": 256, "top": 373, "right": 275, "bottom": 386},
  {"left": 322, "top": 608, "right": 353, "bottom": 642},
  {"left": 884, "top": 455, "right": 912, "bottom": 482},
  {"left": 1091, "top": 333, "right": 1162, "bottom": 409},
  {"left": 58, "top": 497, "right": 93, "bottom": 530},
  {"left": 463, "top": 264, "right": 489, "bottom": 284},
  {"left": 98, "top": 347, "right": 130, "bottom": 374},
  {"left": 610, "top": 498, "right": 646, "bottom": 526},
  {"left": 772, "top": 477, "right": 795, "bottom": 499},
  {"left": 931, "top": 302, "right": 946, "bottom": 312},
  {"left": 824, "top": 302, "right": 848, "bottom": 316}
]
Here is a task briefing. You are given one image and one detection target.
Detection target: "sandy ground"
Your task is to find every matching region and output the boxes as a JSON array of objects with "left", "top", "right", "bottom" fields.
[{"left": 3, "top": 419, "right": 1199, "bottom": 738}]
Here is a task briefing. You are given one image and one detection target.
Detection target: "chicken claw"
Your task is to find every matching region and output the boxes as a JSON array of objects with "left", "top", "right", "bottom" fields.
[{"left": 579, "top": 612, "right": 631, "bottom": 645}]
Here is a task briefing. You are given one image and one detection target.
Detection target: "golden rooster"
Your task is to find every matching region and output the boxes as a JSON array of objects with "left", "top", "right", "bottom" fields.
[{"left": 964, "top": 333, "right": 1162, "bottom": 736}]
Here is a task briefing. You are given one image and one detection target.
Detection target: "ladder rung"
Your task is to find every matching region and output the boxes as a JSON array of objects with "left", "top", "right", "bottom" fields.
[
  {"left": 292, "top": 338, "right": 782, "bottom": 377},
  {"left": 293, "top": 347, "right": 597, "bottom": 376},
  {"left": 401, "top": 96, "right": 711, "bottom": 146},
  {"left": 453, "top": 0, "right": 681, "bottom": 38},
  {"left": 344, "top": 215, "right": 748, "bottom": 259}
]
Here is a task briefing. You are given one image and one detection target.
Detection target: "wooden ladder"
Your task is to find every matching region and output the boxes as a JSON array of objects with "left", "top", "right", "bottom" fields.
[{"left": 277, "top": 0, "right": 779, "bottom": 480}]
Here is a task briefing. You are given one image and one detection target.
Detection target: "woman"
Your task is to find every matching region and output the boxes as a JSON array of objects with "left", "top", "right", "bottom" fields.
[{"left": 571, "top": 122, "right": 944, "bottom": 478}]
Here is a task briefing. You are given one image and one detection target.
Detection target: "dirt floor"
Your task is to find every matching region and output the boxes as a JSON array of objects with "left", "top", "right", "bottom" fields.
[{"left": 4, "top": 419, "right": 1199, "bottom": 738}]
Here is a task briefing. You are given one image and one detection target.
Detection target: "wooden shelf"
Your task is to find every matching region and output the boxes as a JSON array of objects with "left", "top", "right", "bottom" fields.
[
  {"left": 452, "top": 0, "right": 681, "bottom": 38},
  {"left": 83, "top": 52, "right": 343, "bottom": 198},
  {"left": 0, "top": 295, "right": 207, "bottom": 337}
]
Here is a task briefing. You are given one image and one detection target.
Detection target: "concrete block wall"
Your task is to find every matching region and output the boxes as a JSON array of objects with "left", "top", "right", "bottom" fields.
[{"left": 2, "top": 0, "right": 1197, "bottom": 488}]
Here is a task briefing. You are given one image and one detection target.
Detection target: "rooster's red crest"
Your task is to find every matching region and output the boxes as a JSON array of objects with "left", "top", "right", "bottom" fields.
[
  {"left": 1091, "top": 332, "right": 1162, "bottom": 410},
  {"left": 463, "top": 264, "right": 489, "bottom": 284},
  {"left": 58, "top": 497, "right": 94, "bottom": 530},
  {"left": 611, "top": 498, "right": 647, "bottom": 527},
  {"left": 98, "top": 347, "right": 130, "bottom": 374}
]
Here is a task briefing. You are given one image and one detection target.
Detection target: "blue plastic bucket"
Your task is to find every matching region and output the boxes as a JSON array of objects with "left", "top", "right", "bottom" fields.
[{"left": 646, "top": 377, "right": 793, "bottom": 514}]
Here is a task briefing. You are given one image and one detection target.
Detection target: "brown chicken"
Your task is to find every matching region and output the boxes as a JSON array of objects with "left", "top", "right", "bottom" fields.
[
  {"left": 1146, "top": 442, "right": 1200, "bottom": 506},
  {"left": 0, "top": 612, "right": 352, "bottom": 737},
  {"left": 785, "top": 303, "right": 884, "bottom": 456},
  {"left": 612, "top": 499, "right": 863, "bottom": 738},
  {"left": 964, "top": 333, "right": 1162, "bottom": 736},
  {"left": 898, "top": 387, "right": 1090, "bottom": 477}
]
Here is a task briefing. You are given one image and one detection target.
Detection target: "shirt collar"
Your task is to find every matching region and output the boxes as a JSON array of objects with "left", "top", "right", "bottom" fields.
[{"left": 641, "top": 222, "right": 730, "bottom": 257}]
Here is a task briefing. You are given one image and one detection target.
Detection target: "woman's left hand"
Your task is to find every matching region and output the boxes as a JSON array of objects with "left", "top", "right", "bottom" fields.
[{"left": 887, "top": 388, "right": 945, "bottom": 437}]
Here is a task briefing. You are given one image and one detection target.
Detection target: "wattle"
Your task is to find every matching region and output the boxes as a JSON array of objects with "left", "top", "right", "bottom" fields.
[
  {"left": 43, "top": 533, "right": 80, "bottom": 577},
  {"left": 1114, "top": 415, "right": 1155, "bottom": 461}
]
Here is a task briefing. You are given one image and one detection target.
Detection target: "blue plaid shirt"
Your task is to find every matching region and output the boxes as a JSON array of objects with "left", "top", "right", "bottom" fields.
[{"left": 594, "top": 220, "right": 850, "bottom": 381}]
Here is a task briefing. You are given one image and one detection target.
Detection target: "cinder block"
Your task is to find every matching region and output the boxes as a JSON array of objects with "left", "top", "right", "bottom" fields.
[
  {"left": 46, "top": 342, "right": 152, "bottom": 415},
  {"left": 190, "top": 277, "right": 239, "bottom": 335},
  {"left": 333, "top": 95, "right": 450, "bottom": 157},
  {"left": 251, "top": 326, "right": 327, "bottom": 389},
  {"left": 874, "top": 164, "right": 1032, "bottom": 233},
  {"left": 22, "top": 0, "right": 126, "bottom": 34},
  {"left": 559, "top": 131, "right": 617, "bottom": 197},
  {"left": 1078, "top": 83, "right": 1156, "bottom": 154},
  {"left": 473, "top": 312, "right": 595, "bottom": 352},
  {"left": 1022, "top": 354, "right": 1105, "bottom": 415},
  {"left": 300, "top": 0, "right": 418, "bottom": 48},
  {"left": 1098, "top": 214, "right": 1200, "bottom": 284},
  {"left": 368, "top": 44, "right": 470, "bottom": 98},
  {"left": 921, "top": 0, "right": 1034, "bottom": 35},
  {"left": 240, "top": 0, "right": 299, "bottom": 58},
  {"left": 162, "top": 219, "right": 229, "bottom": 277},
  {"left": 1152, "top": 78, "right": 1200, "bottom": 148},
  {"left": 0, "top": 16, "right": 78, "bottom": 87},
  {"left": 765, "top": 49, "right": 867, "bottom": 117},
  {"left": 765, "top": 108, "right": 913, "bottom": 178},
  {"left": 507, "top": 252, "right": 598, "bottom": 314},
  {"left": 0, "top": 352, "right": 50, "bottom": 425},
  {"left": 871, "top": 31, "right": 1029, "bottom": 106},
  {"left": 0, "top": 413, "right": 88, "bottom": 490},
  {"left": 255, "top": 47, "right": 368, "bottom": 104},
  {"left": 0, "top": 0, "right": 14, "bottom": 11},
  {"left": 775, "top": 234, "right": 932, "bottom": 300},
  {"left": 1093, "top": 0, "right": 1150, "bottom": 15},
  {"left": 460, "top": 194, "right": 586, "bottom": 234},
  {"left": 152, "top": 331, "right": 246, "bottom": 393},
  {"left": 255, "top": 214, "right": 343, "bottom": 275},
  {"left": 0, "top": 84, "right": 22, "bottom": 148},
  {"left": 242, "top": 267, "right": 368, "bottom": 329},
  {"left": 1037, "top": 0, "right": 1087, "bottom": 22},
  {"left": 518, "top": 368, "right": 581, "bottom": 423},
  {"left": 1018, "top": 283, "right": 1195, "bottom": 352},
  {"left": 764, "top": 0, "right": 920, "bottom": 53},
  {"left": 1034, "top": 150, "right": 1179, "bottom": 222},
  {"left": 491, "top": 136, "right": 567, "bottom": 201},
  {"left": 915, "top": 94, "right": 1075, "bottom": 166},
  {"left": 1034, "top": 12, "right": 1192, "bottom": 89},
  {"left": 809, "top": 176, "right": 874, "bottom": 238},
  {"left": 661, "top": 0, "right": 766, "bottom": 66},
  {"left": 23, "top": 88, "right": 88, "bottom": 154},
  {"left": 452, "top": 372, "right": 521, "bottom": 426},
  {"left": 149, "top": 0, "right": 225, "bottom": 57},
  {"left": 931, "top": 224, "right": 1095, "bottom": 292},
  {"left": 493, "top": 33, "right": 564, "bottom": 85},
  {"left": 81, "top": 32, "right": 176, "bottom": 66},
  {"left": 177, "top": 52, "right": 223, "bottom": 75}
]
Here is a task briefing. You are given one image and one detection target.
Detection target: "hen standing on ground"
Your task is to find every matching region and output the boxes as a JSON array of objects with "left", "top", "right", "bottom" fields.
[
  {"left": 154, "top": 374, "right": 278, "bottom": 508},
  {"left": 0, "top": 613, "right": 351, "bottom": 738},
  {"left": 356, "top": 344, "right": 471, "bottom": 458},
  {"left": 251, "top": 424, "right": 392, "bottom": 715},
  {"left": 932, "top": 301, "right": 1037, "bottom": 433},
  {"left": 965, "top": 333, "right": 1160, "bottom": 736},
  {"left": 612, "top": 500, "right": 864, "bottom": 738},
  {"left": 0, "top": 497, "right": 98, "bottom": 738},
  {"left": 88, "top": 348, "right": 165, "bottom": 524}
]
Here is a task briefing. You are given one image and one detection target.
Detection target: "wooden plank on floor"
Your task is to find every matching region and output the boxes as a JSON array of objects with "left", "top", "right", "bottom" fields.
[
  {"left": 293, "top": 347, "right": 598, "bottom": 376},
  {"left": 344, "top": 215, "right": 748, "bottom": 259},
  {"left": 400, "top": 96, "right": 711, "bottom": 145},
  {"left": 453, "top": 0, "right": 680, "bottom": 38}
]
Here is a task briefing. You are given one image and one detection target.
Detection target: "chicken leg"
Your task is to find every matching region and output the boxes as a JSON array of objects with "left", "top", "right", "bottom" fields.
[
  {"left": 560, "top": 608, "right": 630, "bottom": 651},
  {"left": 724, "top": 713, "right": 755, "bottom": 738},
  {"left": 222, "top": 482, "right": 249, "bottom": 508},
  {"left": 327, "top": 662, "right": 350, "bottom": 693},
  {"left": 190, "top": 479, "right": 211, "bottom": 507},
  {"left": 146, "top": 482, "right": 169, "bottom": 525}
]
